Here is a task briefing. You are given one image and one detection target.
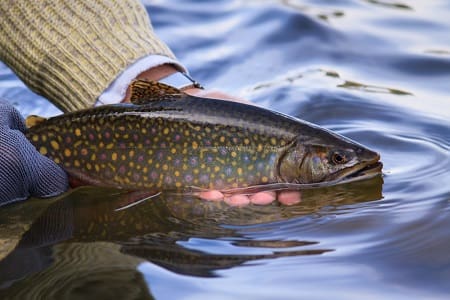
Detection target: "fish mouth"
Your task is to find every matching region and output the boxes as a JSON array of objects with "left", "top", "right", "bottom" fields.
[
  {"left": 345, "top": 161, "right": 383, "bottom": 179},
  {"left": 334, "top": 157, "right": 383, "bottom": 183}
]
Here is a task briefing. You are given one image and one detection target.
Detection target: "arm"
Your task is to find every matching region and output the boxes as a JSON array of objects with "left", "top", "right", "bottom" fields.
[{"left": 0, "top": 0, "right": 176, "bottom": 112}]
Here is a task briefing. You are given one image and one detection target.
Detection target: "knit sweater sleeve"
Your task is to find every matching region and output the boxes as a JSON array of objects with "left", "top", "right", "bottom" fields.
[{"left": 0, "top": 0, "right": 175, "bottom": 112}]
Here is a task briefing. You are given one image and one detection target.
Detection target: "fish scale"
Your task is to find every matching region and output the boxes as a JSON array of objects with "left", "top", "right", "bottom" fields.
[{"left": 25, "top": 80, "right": 381, "bottom": 195}]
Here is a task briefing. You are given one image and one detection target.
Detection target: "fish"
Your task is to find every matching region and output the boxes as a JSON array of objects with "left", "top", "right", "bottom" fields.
[{"left": 25, "top": 80, "right": 382, "bottom": 198}]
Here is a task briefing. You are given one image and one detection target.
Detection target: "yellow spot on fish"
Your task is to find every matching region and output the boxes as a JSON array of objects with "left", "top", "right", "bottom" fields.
[
  {"left": 192, "top": 141, "right": 198, "bottom": 150},
  {"left": 162, "top": 164, "right": 168, "bottom": 171},
  {"left": 231, "top": 151, "right": 237, "bottom": 158},
  {"left": 91, "top": 154, "right": 96, "bottom": 161},
  {"left": 175, "top": 182, "right": 182, "bottom": 188},
  {"left": 270, "top": 137, "right": 277, "bottom": 145},
  {"left": 54, "top": 158, "right": 60, "bottom": 164},
  {"left": 163, "top": 128, "right": 169, "bottom": 135},
  {"left": 106, "top": 143, "right": 114, "bottom": 149},
  {"left": 74, "top": 160, "right": 80, "bottom": 167},
  {"left": 261, "top": 176, "right": 268, "bottom": 183},
  {"left": 147, "top": 159, "right": 153, "bottom": 164},
  {"left": 220, "top": 136, "right": 225, "bottom": 143},
  {"left": 64, "top": 149, "right": 71, "bottom": 157},
  {"left": 111, "top": 153, "right": 117, "bottom": 161},
  {"left": 244, "top": 138, "right": 250, "bottom": 145},
  {"left": 75, "top": 128, "right": 81, "bottom": 136},
  {"left": 214, "top": 166, "right": 220, "bottom": 172},
  {"left": 95, "top": 164, "right": 100, "bottom": 172},
  {"left": 32, "top": 135, "right": 39, "bottom": 142},
  {"left": 39, "top": 147, "right": 47, "bottom": 155},
  {"left": 50, "top": 140, "right": 59, "bottom": 150},
  {"left": 174, "top": 171, "right": 180, "bottom": 177},
  {"left": 86, "top": 163, "right": 92, "bottom": 170},
  {"left": 171, "top": 148, "right": 177, "bottom": 154},
  {"left": 237, "top": 168, "right": 243, "bottom": 175}
]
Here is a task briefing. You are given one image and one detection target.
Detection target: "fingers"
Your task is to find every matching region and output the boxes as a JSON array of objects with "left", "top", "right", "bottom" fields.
[
  {"left": 278, "top": 190, "right": 302, "bottom": 205},
  {"left": 0, "top": 128, "right": 68, "bottom": 205},
  {"left": 196, "top": 189, "right": 300, "bottom": 207}
]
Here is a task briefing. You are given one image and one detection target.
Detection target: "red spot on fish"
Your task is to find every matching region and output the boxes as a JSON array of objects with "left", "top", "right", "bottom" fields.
[
  {"left": 88, "top": 133, "right": 95, "bottom": 141},
  {"left": 65, "top": 136, "right": 72, "bottom": 143},
  {"left": 100, "top": 153, "right": 107, "bottom": 160},
  {"left": 104, "top": 131, "right": 111, "bottom": 139},
  {"left": 80, "top": 148, "right": 88, "bottom": 156},
  {"left": 118, "top": 165, "right": 126, "bottom": 175}
]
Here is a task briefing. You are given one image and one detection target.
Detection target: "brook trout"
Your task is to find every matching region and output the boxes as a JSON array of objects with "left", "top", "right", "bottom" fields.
[{"left": 25, "top": 80, "right": 381, "bottom": 194}]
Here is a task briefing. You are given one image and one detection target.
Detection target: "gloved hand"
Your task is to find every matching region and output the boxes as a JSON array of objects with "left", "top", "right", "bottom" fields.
[{"left": 0, "top": 100, "right": 68, "bottom": 206}]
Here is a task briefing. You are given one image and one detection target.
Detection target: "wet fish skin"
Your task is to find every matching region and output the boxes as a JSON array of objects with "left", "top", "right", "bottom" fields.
[{"left": 25, "top": 80, "right": 381, "bottom": 192}]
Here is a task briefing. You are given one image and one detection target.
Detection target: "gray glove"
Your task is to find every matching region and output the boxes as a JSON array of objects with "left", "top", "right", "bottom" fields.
[{"left": 0, "top": 100, "right": 68, "bottom": 206}]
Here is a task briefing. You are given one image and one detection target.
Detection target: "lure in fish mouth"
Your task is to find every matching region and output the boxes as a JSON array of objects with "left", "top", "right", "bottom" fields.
[{"left": 25, "top": 80, "right": 383, "bottom": 201}]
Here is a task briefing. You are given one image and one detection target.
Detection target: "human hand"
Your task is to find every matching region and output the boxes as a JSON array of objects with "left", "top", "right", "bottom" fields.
[
  {"left": 122, "top": 65, "right": 302, "bottom": 207},
  {"left": 0, "top": 100, "right": 69, "bottom": 206}
]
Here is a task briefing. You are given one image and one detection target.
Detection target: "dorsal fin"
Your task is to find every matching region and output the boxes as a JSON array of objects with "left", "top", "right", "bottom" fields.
[
  {"left": 26, "top": 115, "right": 47, "bottom": 128},
  {"left": 129, "top": 80, "right": 185, "bottom": 105}
]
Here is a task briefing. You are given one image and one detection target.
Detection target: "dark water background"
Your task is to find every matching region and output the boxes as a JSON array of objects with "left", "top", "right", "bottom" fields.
[{"left": 1, "top": 0, "right": 449, "bottom": 299}]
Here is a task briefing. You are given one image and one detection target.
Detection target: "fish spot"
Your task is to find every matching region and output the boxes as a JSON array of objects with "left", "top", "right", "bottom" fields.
[
  {"left": 111, "top": 153, "right": 118, "bottom": 161},
  {"left": 64, "top": 149, "right": 71, "bottom": 157},
  {"left": 39, "top": 147, "right": 47, "bottom": 155},
  {"left": 74, "top": 128, "right": 81, "bottom": 136},
  {"left": 50, "top": 140, "right": 59, "bottom": 150}
]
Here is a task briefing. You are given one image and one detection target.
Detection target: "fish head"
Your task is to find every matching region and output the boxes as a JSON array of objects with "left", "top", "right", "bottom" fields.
[{"left": 278, "top": 130, "right": 382, "bottom": 184}]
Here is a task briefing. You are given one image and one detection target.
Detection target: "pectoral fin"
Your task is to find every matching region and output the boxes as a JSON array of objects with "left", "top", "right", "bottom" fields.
[{"left": 114, "top": 190, "right": 162, "bottom": 211}]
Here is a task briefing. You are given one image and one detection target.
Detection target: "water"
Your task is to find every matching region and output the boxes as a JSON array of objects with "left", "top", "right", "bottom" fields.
[{"left": 1, "top": 0, "right": 449, "bottom": 299}]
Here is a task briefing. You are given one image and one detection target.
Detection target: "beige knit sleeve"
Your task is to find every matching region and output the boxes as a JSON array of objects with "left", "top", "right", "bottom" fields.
[{"left": 0, "top": 0, "right": 175, "bottom": 112}]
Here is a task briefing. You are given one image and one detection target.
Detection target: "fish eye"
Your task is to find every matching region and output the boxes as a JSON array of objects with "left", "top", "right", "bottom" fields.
[{"left": 331, "top": 151, "right": 347, "bottom": 164}]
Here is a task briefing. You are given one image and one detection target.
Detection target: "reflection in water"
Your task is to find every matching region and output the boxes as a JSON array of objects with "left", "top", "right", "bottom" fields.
[{"left": 0, "top": 177, "right": 381, "bottom": 298}]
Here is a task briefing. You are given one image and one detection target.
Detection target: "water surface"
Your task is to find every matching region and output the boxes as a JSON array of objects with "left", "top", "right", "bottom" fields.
[{"left": 0, "top": 0, "right": 449, "bottom": 299}]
